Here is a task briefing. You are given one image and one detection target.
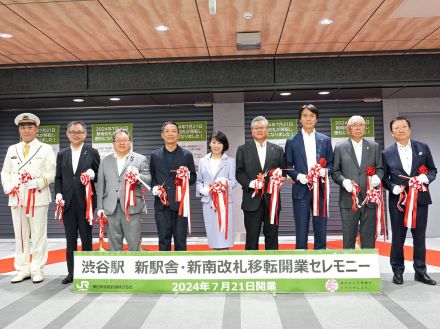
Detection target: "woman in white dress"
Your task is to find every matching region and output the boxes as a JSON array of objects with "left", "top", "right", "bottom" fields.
[{"left": 196, "top": 131, "right": 236, "bottom": 249}]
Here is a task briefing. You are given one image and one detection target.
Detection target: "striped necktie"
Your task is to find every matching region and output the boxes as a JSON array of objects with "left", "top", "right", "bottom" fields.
[{"left": 23, "top": 143, "right": 29, "bottom": 158}]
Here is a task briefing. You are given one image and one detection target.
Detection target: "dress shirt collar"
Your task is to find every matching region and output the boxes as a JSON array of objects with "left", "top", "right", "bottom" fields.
[
  {"left": 301, "top": 128, "right": 316, "bottom": 137},
  {"left": 351, "top": 138, "right": 363, "bottom": 148},
  {"left": 70, "top": 143, "right": 84, "bottom": 152},
  {"left": 397, "top": 140, "right": 411, "bottom": 149},
  {"left": 254, "top": 139, "right": 267, "bottom": 148}
]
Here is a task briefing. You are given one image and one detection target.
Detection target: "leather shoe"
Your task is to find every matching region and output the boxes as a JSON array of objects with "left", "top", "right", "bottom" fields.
[
  {"left": 11, "top": 271, "right": 31, "bottom": 283},
  {"left": 32, "top": 272, "right": 44, "bottom": 283},
  {"left": 61, "top": 274, "right": 73, "bottom": 284},
  {"left": 414, "top": 273, "right": 437, "bottom": 285},
  {"left": 392, "top": 273, "right": 403, "bottom": 285}
]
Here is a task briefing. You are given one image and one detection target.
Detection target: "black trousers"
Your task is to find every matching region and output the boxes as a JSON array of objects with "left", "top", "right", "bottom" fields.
[
  {"left": 389, "top": 205, "right": 428, "bottom": 276},
  {"left": 63, "top": 197, "right": 92, "bottom": 275},
  {"left": 155, "top": 207, "right": 188, "bottom": 251},
  {"left": 244, "top": 201, "right": 279, "bottom": 250}
]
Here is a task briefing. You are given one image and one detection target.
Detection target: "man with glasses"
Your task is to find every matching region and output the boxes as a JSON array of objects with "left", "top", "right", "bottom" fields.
[
  {"left": 236, "top": 116, "right": 286, "bottom": 250},
  {"left": 332, "top": 115, "right": 383, "bottom": 249},
  {"left": 1, "top": 113, "right": 56, "bottom": 284},
  {"left": 96, "top": 129, "right": 151, "bottom": 251},
  {"left": 54, "top": 121, "right": 100, "bottom": 284},
  {"left": 285, "top": 104, "right": 333, "bottom": 250}
]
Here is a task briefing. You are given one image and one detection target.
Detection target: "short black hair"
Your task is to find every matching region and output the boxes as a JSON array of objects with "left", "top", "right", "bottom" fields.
[
  {"left": 208, "top": 130, "right": 229, "bottom": 153},
  {"left": 162, "top": 121, "right": 179, "bottom": 133},
  {"left": 18, "top": 122, "right": 37, "bottom": 128},
  {"left": 299, "top": 104, "right": 319, "bottom": 119},
  {"left": 389, "top": 116, "right": 411, "bottom": 131}
]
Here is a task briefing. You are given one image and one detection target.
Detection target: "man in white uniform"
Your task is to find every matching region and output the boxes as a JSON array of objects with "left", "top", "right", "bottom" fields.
[{"left": 1, "top": 113, "right": 56, "bottom": 283}]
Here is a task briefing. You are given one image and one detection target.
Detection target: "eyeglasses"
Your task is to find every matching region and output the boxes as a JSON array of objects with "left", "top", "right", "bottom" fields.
[
  {"left": 349, "top": 123, "right": 364, "bottom": 127},
  {"left": 113, "top": 139, "right": 130, "bottom": 144},
  {"left": 68, "top": 130, "right": 85, "bottom": 135},
  {"left": 252, "top": 126, "right": 268, "bottom": 131}
]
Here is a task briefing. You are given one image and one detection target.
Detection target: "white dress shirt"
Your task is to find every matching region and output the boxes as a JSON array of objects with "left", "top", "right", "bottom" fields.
[
  {"left": 70, "top": 143, "right": 83, "bottom": 174},
  {"left": 397, "top": 141, "right": 412, "bottom": 176},
  {"left": 209, "top": 156, "right": 221, "bottom": 178},
  {"left": 351, "top": 139, "right": 363, "bottom": 166},
  {"left": 302, "top": 128, "right": 317, "bottom": 171},
  {"left": 254, "top": 140, "right": 266, "bottom": 170}
]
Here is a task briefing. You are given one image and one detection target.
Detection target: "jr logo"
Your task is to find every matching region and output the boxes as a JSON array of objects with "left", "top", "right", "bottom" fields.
[{"left": 76, "top": 281, "right": 90, "bottom": 291}]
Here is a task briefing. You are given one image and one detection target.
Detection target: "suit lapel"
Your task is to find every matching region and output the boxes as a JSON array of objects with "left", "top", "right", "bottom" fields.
[
  {"left": 120, "top": 154, "right": 133, "bottom": 176},
  {"left": 315, "top": 133, "right": 322, "bottom": 162},
  {"left": 297, "top": 133, "right": 308, "bottom": 168},
  {"left": 76, "top": 145, "right": 88, "bottom": 174},
  {"left": 212, "top": 155, "right": 227, "bottom": 179},
  {"left": 410, "top": 140, "right": 419, "bottom": 176},
  {"left": 66, "top": 148, "right": 73, "bottom": 174},
  {"left": 345, "top": 139, "right": 359, "bottom": 168},
  {"left": 250, "top": 141, "right": 263, "bottom": 172},
  {"left": 391, "top": 143, "right": 405, "bottom": 174},
  {"left": 359, "top": 139, "right": 370, "bottom": 170}
]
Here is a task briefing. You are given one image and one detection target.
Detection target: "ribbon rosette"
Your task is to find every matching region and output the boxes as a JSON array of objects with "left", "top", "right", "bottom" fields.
[
  {"left": 175, "top": 166, "right": 191, "bottom": 233},
  {"left": 306, "top": 157, "right": 329, "bottom": 217},
  {"left": 251, "top": 172, "right": 265, "bottom": 198},
  {"left": 351, "top": 181, "right": 361, "bottom": 212},
  {"left": 55, "top": 198, "right": 65, "bottom": 223},
  {"left": 124, "top": 171, "right": 138, "bottom": 221},
  {"left": 80, "top": 172, "right": 94, "bottom": 225},
  {"left": 363, "top": 166, "right": 386, "bottom": 241},
  {"left": 418, "top": 165, "right": 428, "bottom": 175},
  {"left": 20, "top": 172, "right": 36, "bottom": 218},
  {"left": 157, "top": 184, "right": 169, "bottom": 206},
  {"left": 209, "top": 180, "right": 229, "bottom": 239},
  {"left": 266, "top": 168, "right": 286, "bottom": 225},
  {"left": 96, "top": 212, "right": 108, "bottom": 248}
]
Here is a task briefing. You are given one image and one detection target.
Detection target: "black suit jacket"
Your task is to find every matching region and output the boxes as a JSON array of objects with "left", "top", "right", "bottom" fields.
[
  {"left": 150, "top": 145, "right": 196, "bottom": 211},
  {"left": 382, "top": 140, "right": 437, "bottom": 207},
  {"left": 236, "top": 140, "right": 286, "bottom": 211},
  {"left": 54, "top": 144, "right": 101, "bottom": 211}
]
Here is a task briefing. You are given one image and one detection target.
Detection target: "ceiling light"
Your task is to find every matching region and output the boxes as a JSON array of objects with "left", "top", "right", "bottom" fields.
[
  {"left": 155, "top": 25, "right": 169, "bottom": 32},
  {"left": 73, "top": 98, "right": 84, "bottom": 102},
  {"left": 243, "top": 12, "right": 253, "bottom": 20},
  {"left": 280, "top": 92, "right": 292, "bottom": 96},
  {"left": 109, "top": 97, "right": 120, "bottom": 101},
  {"left": 318, "top": 91, "right": 330, "bottom": 95},
  {"left": 319, "top": 18, "right": 334, "bottom": 25},
  {"left": 0, "top": 33, "right": 13, "bottom": 39}
]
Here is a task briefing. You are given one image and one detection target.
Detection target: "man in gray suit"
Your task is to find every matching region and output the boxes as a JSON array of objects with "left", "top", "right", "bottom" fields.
[
  {"left": 96, "top": 129, "right": 151, "bottom": 251},
  {"left": 332, "top": 115, "right": 383, "bottom": 249}
]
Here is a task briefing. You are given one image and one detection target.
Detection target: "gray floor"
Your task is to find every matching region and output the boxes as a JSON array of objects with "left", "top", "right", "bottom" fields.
[{"left": 0, "top": 273, "right": 439, "bottom": 329}]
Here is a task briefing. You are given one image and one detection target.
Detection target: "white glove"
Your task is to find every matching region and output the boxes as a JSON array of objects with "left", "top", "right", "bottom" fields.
[
  {"left": 272, "top": 168, "right": 282, "bottom": 176},
  {"left": 392, "top": 185, "right": 404, "bottom": 195},
  {"left": 25, "top": 179, "right": 39, "bottom": 189},
  {"left": 55, "top": 193, "right": 64, "bottom": 203},
  {"left": 127, "top": 166, "right": 140, "bottom": 178},
  {"left": 319, "top": 168, "right": 326, "bottom": 177},
  {"left": 297, "top": 173, "right": 308, "bottom": 185},
  {"left": 371, "top": 174, "right": 381, "bottom": 188},
  {"left": 199, "top": 186, "right": 210, "bottom": 196},
  {"left": 86, "top": 169, "right": 95, "bottom": 180},
  {"left": 152, "top": 185, "right": 162, "bottom": 196},
  {"left": 417, "top": 174, "right": 429, "bottom": 184},
  {"left": 249, "top": 179, "right": 263, "bottom": 189},
  {"left": 343, "top": 179, "right": 353, "bottom": 193},
  {"left": 216, "top": 177, "right": 228, "bottom": 185},
  {"left": 3, "top": 182, "right": 14, "bottom": 195},
  {"left": 97, "top": 209, "right": 105, "bottom": 218}
]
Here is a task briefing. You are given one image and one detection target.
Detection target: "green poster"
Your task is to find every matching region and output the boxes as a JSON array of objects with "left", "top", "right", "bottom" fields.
[
  {"left": 92, "top": 123, "right": 133, "bottom": 144},
  {"left": 331, "top": 117, "right": 375, "bottom": 139},
  {"left": 176, "top": 121, "right": 207, "bottom": 141}
]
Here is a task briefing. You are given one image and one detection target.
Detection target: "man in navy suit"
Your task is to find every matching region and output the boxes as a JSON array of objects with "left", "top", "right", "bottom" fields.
[
  {"left": 285, "top": 104, "right": 333, "bottom": 249},
  {"left": 236, "top": 116, "right": 286, "bottom": 250},
  {"left": 382, "top": 116, "right": 437, "bottom": 285},
  {"left": 150, "top": 122, "right": 196, "bottom": 251},
  {"left": 55, "top": 121, "right": 100, "bottom": 284}
]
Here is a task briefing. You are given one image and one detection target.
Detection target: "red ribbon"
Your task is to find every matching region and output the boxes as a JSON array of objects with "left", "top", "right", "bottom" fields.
[
  {"left": 363, "top": 167, "right": 386, "bottom": 241},
  {"left": 20, "top": 172, "right": 35, "bottom": 218},
  {"left": 351, "top": 181, "right": 361, "bottom": 212},
  {"left": 157, "top": 184, "right": 169, "bottom": 206},
  {"left": 403, "top": 177, "right": 427, "bottom": 228},
  {"left": 124, "top": 171, "right": 137, "bottom": 222},
  {"left": 266, "top": 169, "right": 286, "bottom": 225},
  {"left": 55, "top": 199, "right": 64, "bottom": 223},
  {"left": 8, "top": 186, "right": 20, "bottom": 209},
  {"left": 209, "top": 180, "right": 229, "bottom": 239},
  {"left": 80, "top": 172, "right": 94, "bottom": 225},
  {"left": 96, "top": 213, "right": 108, "bottom": 246},
  {"left": 252, "top": 172, "right": 265, "bottom": 198},
  {"left": 306, "top": 158, "right": 329, "bottom": 217},
  {"left": 175, "top": 166, "right": 191, "bottom": 233}
]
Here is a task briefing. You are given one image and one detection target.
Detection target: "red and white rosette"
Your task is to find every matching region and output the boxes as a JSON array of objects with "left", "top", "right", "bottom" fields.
[
  {"left": 351, "top": 180, "right": 361, "bottom": 212},
  {"left": 80, "top": 172, "right": 94, "bottom": 225},
  {"left": 8, "top": 185, "right": 20, "bottom": 209},
  {"left": 266, "top": 168, "right": 286, "bottom": 225},
  {"left": 363, "top": 166, "right": 386, "bottom": 241},
  {"left": 252, "top": 172, "right": 265, "bottom": 198},
  {"left": 401, "top": 165, "right": 429, "bottom": 229},
  {"left": 306, "top": 158, "right": 329, "bottom": 217},
  {"left": 20, "top": 172, "right": 36, "bottom": 218},
  {"left": 124, "top": 171, "right": 137, "bottom": 221},
  {"left": 209, "top": 180, "right": 229, "bottom": 239},
  {"left": 55, "top": 198, "right": 64, "bottom": 223},
  {"left": 175, "top": 166, "right": 191, "bottom": 233},
  {"left": 96, "top": 212, "right": 108, "bottom": 247}
]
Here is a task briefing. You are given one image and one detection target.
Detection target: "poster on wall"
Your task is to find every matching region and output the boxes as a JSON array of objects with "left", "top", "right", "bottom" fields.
[
  {"left": 330, "top": 117, "right": 375, "bottom": 148},
  {"left": 92, "top": 123, "right": 133, "bottom": 158},
  {"left": 37, "top": 124, "right": 60, "bottom": 155},
  {"left": 176, "top": 121, "right": 207, "bottom": 170},
  {"left": 267, "top": 119, "right": 297, "bottom": 150}
]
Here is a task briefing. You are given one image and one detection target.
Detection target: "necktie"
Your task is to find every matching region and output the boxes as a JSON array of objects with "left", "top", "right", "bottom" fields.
[{"left": 23, "top": 143, "right": 29, "bottom": 158}]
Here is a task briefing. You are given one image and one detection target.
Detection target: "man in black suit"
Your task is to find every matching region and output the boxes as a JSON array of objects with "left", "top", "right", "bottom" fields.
[
  {"left": 236, "top": 116, "right": 286, "bottom": 250},
  {"left": 55, "top": 121, "right": 100, "bottom": 284},
  {"left": 382, "top": 116, "right": 437, "bottom": 285},
  {"left": 150, "top": 121, "right": 196, "bottom": 251}
]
